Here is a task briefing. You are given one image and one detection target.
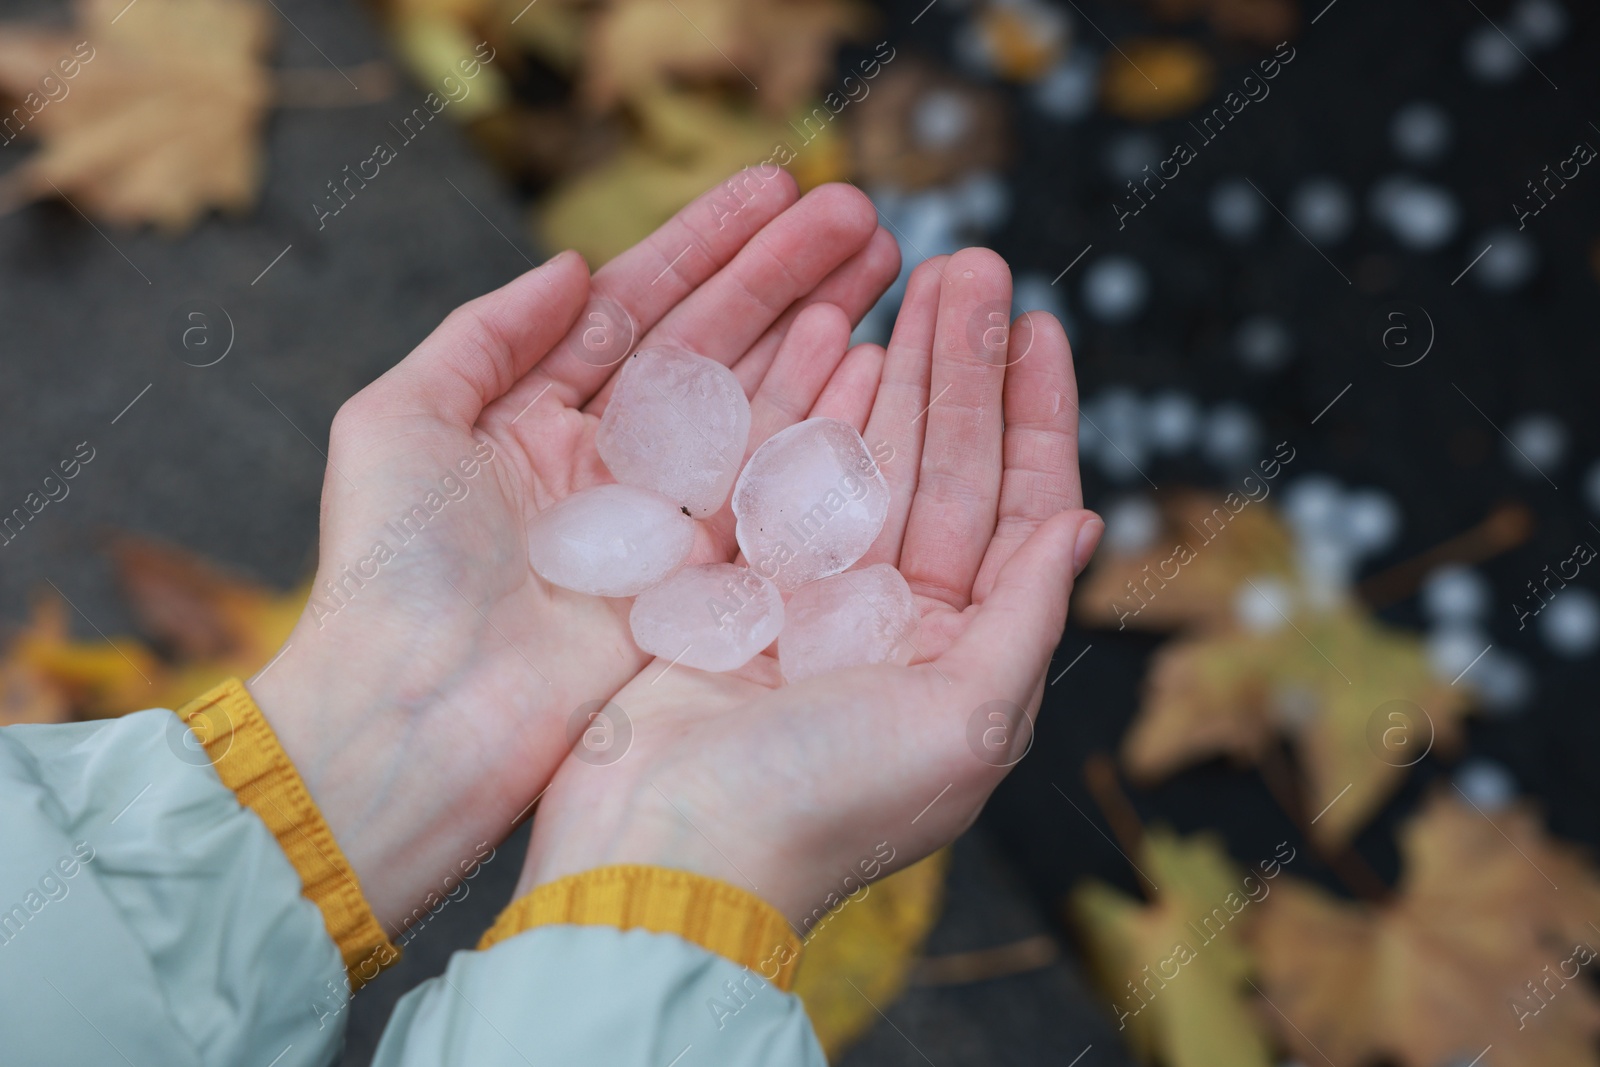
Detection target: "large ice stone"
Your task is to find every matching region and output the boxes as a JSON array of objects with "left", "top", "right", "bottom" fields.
[
  {"left": 630, "top": 563, "right": 784, "bottom": 672},
  {"left": 596, "top": 345, "right": 752, "bottom": 516},
  {"left": 779, "top": 564, "right": 919, "bottom": 683},
  {"left": 732, "top": 418, "right": 889, "bottom": 590},
  {"left": 527, "top": 484, "right": 695, "bottom": 597}
]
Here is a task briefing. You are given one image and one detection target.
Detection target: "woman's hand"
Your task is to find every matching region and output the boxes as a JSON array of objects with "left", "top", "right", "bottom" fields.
[
  {"left": 515, "top": 248, "right": 1103, "bottom": 929},
  {"left": 248, "top": 171, "right": 901, "bottom": 931}
]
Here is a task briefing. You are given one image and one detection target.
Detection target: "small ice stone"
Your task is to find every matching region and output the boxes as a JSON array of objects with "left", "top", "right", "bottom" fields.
[
  {"left": 1474, "top": 648, "right": 1534, "bottom": 716},
  {"left": 1082, "top": 257, "right": 1148, "bottom": 322},
  {"left": 597, "top": 346, "right": 751, "bottom": 516},
  {"left": 1341, "top": 489, "right": 1401, "bottom": 556},
  {"left": 527, "top": 484, "right": 695, "bottom": 597},
  {"left": 1473, "top": 229, "right": 1538, "bottom": 290},
  {"left": 1235, "top": 315, "right": 1294, "bottom": 371},
  {"left": 779, "top": 564, "right": 918, "bottom": 683},
  {"left": 1201, "top": 403, "right": 1260, "bottom": 469},
  {"left": 1297, "top": 534, "right": 1356, "bottom": 606},
  {"left": 1102, "top": 495, "right": 1161, "bottom": 556},
  {"left": 1509, "top": 0, "right": 1567, "bottom": 48},
  {"left": 1540, "top": 591, "right": 1600, "bottom": 658},
  {"left": 1420, "top": 565, "right": 1490, "bottom": 623},
  {"left": 630, "top": 564, "right": 784, "bottom": 672},
  {"left": 912, "top": 89, "right": 975, "bottom": 151},
  {"left": 1464, "top": 25, "right": 1521, "bottom": 82},
  {"left": 1283, "top": 475, "right": 1344, "bottom": 537},
  {"left": 1290, "top": 178, "right": 1354, "bottom": 243},
  {"left": 1091, "top": 387, "right": 1143, "bottom": 451},
  {"left": 1211, "top": 178, "right": 1264, "bottom": 242},
  {"left": 1505, "top": 412, "right": 1566, "bottom": 475},
  {"left": 1148, "top": 391, "right": 1199, "bottom": 453},
  {"left": 1369, "top": 177, "right": 1459, "bottom": 250},
  {"left": 1032, "top": 51, "right": 1098, "bottom": 120},
  {"left": 1236, "top": 577, "right": 1293, "bottom": 633},
  {"left": 1455, "top": 758, "right": 1517, "bottom": 811},
  {"left": 1390, "top": 102, "right": 1451, "bottom": 164},
  {"left": 733, "top": 418, "right": 890, "bottom": 590},
  {"left": 1427, "top": 625, "right": 1491, "bottom": 682}
]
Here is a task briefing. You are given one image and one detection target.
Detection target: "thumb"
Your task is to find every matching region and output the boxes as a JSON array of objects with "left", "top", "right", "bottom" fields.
[{"left": 943, "top": 508, "right": 1102, "bottom": 692}]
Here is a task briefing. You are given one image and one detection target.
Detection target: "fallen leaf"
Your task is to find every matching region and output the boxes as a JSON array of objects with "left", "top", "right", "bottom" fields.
[
  {"left": 792, "top": 849, "right": 949, "bottom": 1061},
  {"left": 1100, "top": 38, "right": 1214, "bottom": 122},
  {"left": 1124, "top": 608, "right": 1471, "bottom": 845},
  {"left": 1255, "top": 791, "right": 1600, "bottom": 1067},
  {"left": 1069, "top": 827, "right": 1274, "bottom": 1067},
  {"left": 1075, "top": 491, "right": 1296, "bottom": 633},
  {"left": 13, "top": 596, "right": 167, "bottom": 720},
  {"left": 0, "top": 0, "right": 275, "bottom": 230}
]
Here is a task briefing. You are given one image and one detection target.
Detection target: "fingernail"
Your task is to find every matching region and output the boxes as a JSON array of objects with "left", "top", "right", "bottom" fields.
[{"left": 1073, "top": 517, "right": 1104, "bottom": 577}]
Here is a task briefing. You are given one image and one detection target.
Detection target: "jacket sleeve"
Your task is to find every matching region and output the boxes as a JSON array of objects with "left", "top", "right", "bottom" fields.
[
  {"left": 0, "top": 707, "right": 353, "bottom": 1067},
  {"left": 372, "top": 867, "right": 827, "bottom": 1067}
]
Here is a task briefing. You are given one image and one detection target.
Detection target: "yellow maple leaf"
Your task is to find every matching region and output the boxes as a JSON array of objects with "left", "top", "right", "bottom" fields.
[
  {"left": 1125, "top": 608, "right": 1471, "bottom": 845},
  {"left": 1069, "top": 828, "right": 1274, "bottom": 1067},
  {"left": 1254, "top": 791, "right": 1600, "bottom": 1067},
  {"left": 792, "top": 849, "right": 949, "bottom": 1061},
  {"left": 0, "top": 0, "right": 274, "bottom": 230}
]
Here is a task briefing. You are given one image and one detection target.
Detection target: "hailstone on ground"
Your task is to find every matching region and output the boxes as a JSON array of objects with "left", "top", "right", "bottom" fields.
[
  {"left": 779, "top": 564, "right": 918, "bottom": 683},
  {"left": 527, "top": 484, "right": 695, "bottom": 597},
  {"left": 733, "top": 418, "right": 890, "bottom": 591},
  {"left": 596, "top": 345, "right": 752, "bottom": 516}
]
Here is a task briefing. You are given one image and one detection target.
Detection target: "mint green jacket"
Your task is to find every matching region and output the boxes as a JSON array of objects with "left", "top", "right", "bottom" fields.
[{"left": 0, "top": 709, "right": 825, "bottom": 1065}]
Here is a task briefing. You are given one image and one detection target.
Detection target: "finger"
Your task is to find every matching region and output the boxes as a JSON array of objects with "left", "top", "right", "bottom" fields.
[
  {"left": 942, "top": 508, "right": 1102, "bottom": 692},
  {"left": 971, "top": 311, "right": 1082, "bottom": 605},
  {"left": 856, "top": 256, "right": 946, "bottom": 569},
  {"left": 701, "top": 303, "right": 852, "bottom": 554},
  {"left": 731, "top": 226, "right": 901, "bottom": 397},
  {"left": 810, "top": 343, "right": 884, "bottom": 432},
  {"left": 490, "top": 167, "right": 799, "bottom": 416},
  {"left": 896, "top": 248, "right": 1012, "bottom": 611},
  {"left": 587, "top": 183, "right": 877, "bottom": 412},
  {"left": 376, "top": 250, "right": 590, "bottom": 425}
]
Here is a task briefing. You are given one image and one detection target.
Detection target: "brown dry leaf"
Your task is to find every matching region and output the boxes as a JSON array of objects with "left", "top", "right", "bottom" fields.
[
  {"left": 792, "top": 849, "right": 949, "bottom": 1061},
  {"left": 1124, "top": 608, "right": 1471, "bottom": 845},
  {"left": 0, "top": 0, "right": 274, "bottom": 230},
  {"left": 1069, "top": 828, "right": 1274, "bottom": 1067},
  {"left": 1075, "top": 491, "right": 1296, "bottom": 633},
  {"left": 1255, "top": 791, "right": 1600, "bottom": 1067},
  {"left": 1100, "top": 39, "right": 1214, "bottom": 122},
  {"left": 851, "top": 59, "right": 1009, "bottom": 190},
  {"left": 585, "top": 0, "right": 864, "bottom": 115}
]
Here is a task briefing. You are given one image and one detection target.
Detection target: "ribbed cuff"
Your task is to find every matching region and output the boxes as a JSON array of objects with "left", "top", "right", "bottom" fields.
[
  {"left": 480, "top": 865, "right": 804, "bottom": 990},
  {"left": 177, "top": 677, "right": 401, "bottom": 990}
]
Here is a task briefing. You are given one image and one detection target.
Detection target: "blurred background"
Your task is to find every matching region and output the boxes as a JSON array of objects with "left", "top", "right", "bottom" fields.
[{"left": 1, "top": 0, "right": 1597, "bottom": 1064}]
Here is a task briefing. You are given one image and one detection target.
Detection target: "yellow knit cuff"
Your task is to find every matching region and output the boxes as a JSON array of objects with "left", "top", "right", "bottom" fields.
[
  {"left": 177, "top": 677, "right": 400, "bottom": 991},
  {"left": 479, "top": 865, "right": 804, "bottom": 990}
]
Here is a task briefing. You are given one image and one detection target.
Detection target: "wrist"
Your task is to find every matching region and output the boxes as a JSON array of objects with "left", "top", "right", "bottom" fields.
[{"left": 246, "top": 634, "right": 519, "bottom": 934}]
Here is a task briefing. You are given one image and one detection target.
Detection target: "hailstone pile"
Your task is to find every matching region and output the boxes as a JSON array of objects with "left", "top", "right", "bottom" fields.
[{"left": 526, "top": 346, "right": 919, "bottom": 681}]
